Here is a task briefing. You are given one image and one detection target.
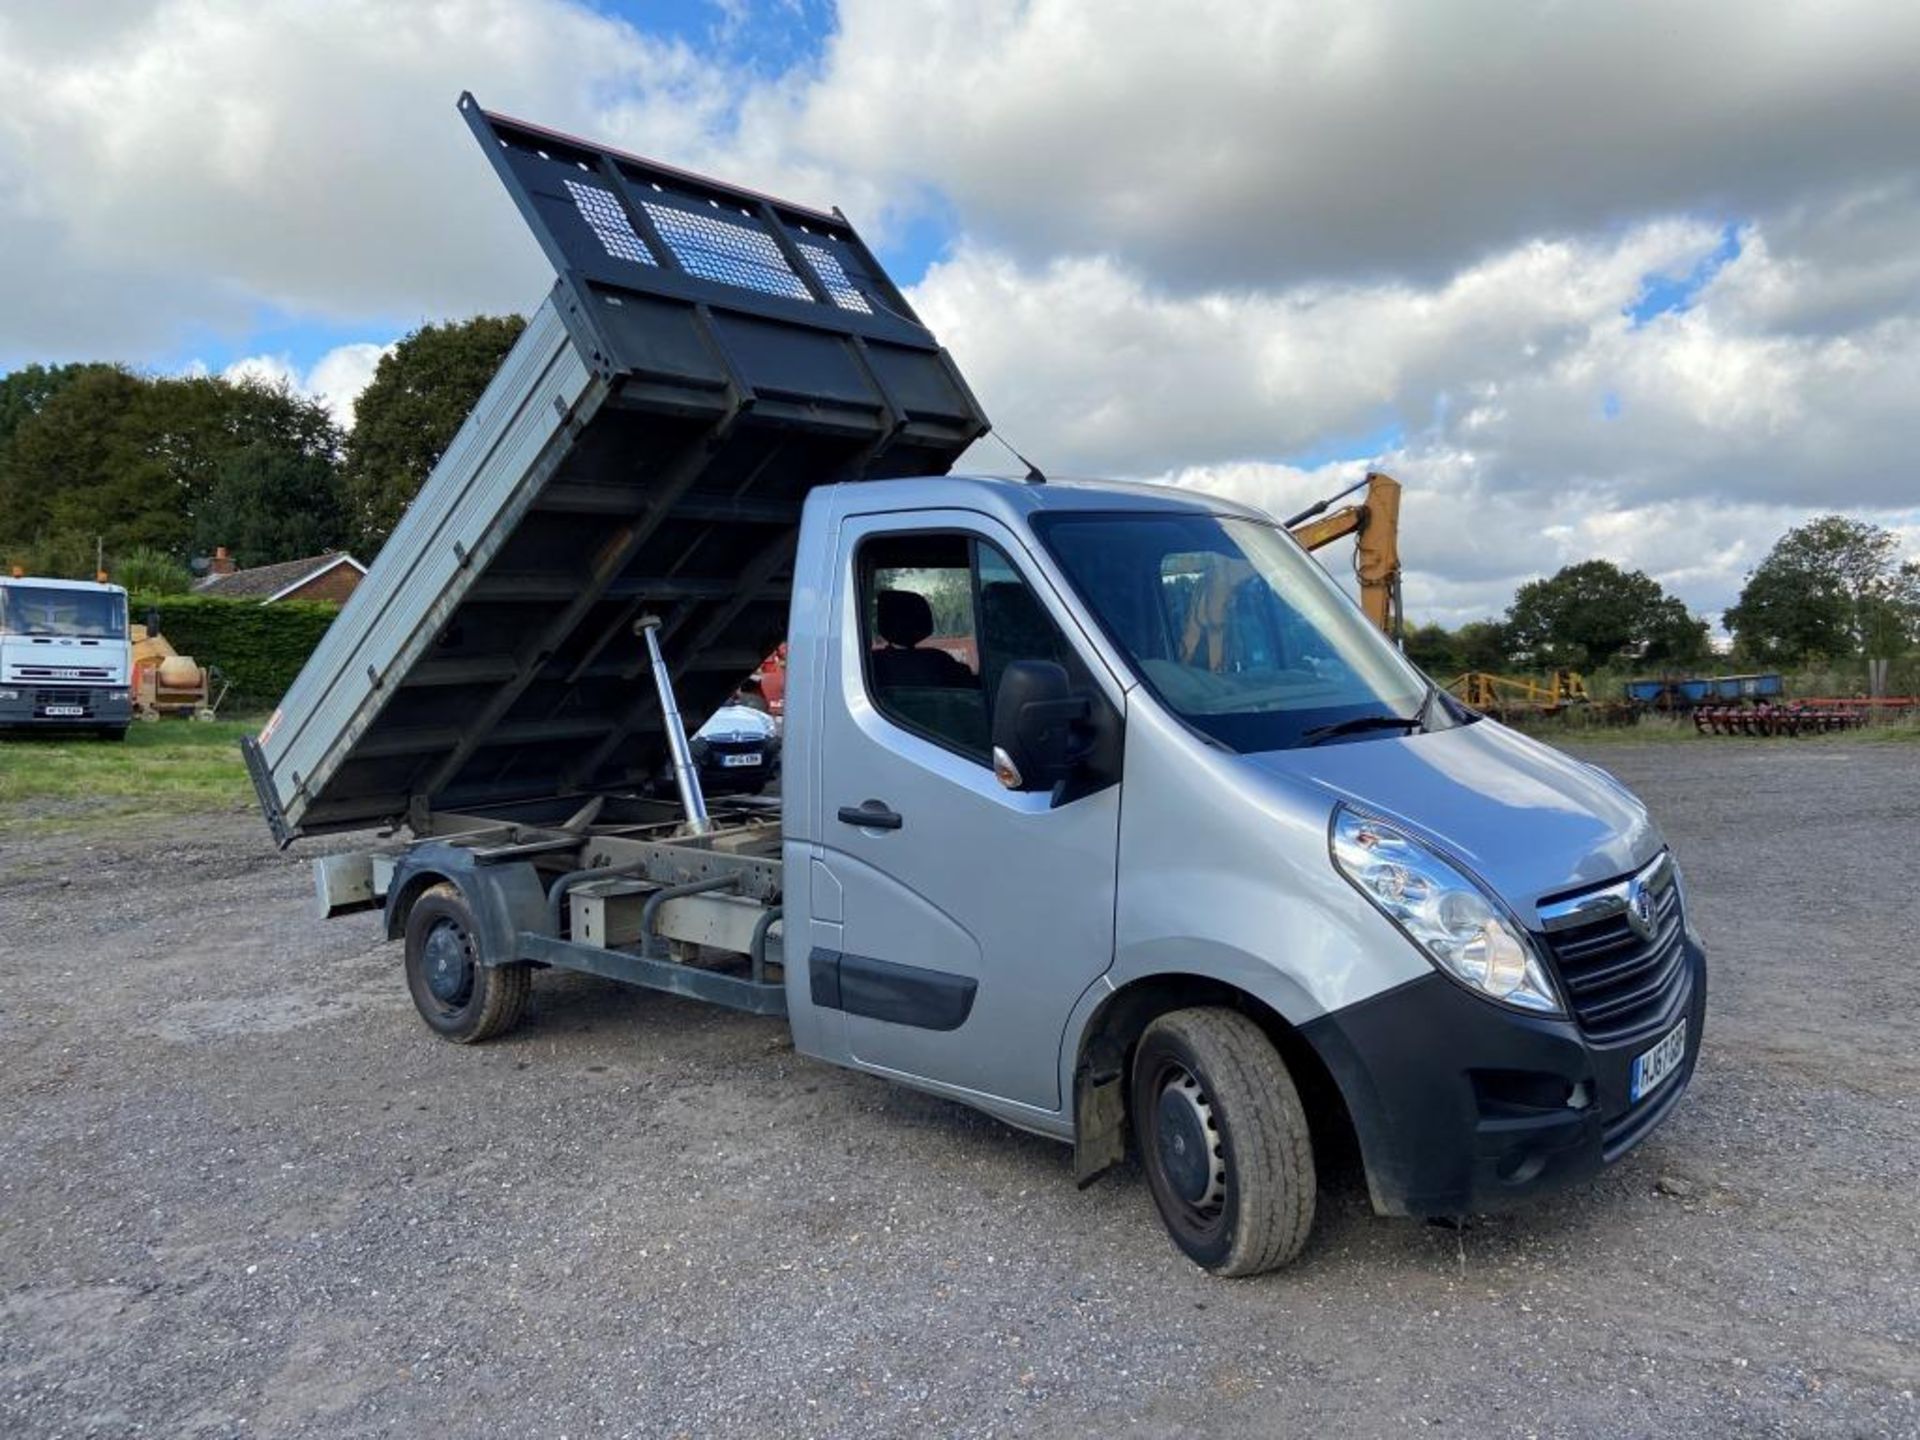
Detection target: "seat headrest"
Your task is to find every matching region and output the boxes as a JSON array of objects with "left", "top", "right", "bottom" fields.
[{"left": 876, "top": 588, "right": 935, "bottom": 648}]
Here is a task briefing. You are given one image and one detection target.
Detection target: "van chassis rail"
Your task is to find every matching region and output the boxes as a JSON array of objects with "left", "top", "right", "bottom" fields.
[
  {"left": 517, "top": 933, "right": 786, "bottom": 1016},
  {"left": 348, "top": 806, "right": 788, "bottom": 1019}
]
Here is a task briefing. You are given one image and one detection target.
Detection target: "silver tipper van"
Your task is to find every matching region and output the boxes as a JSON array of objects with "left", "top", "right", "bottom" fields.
[{"left": 248, "top": 98, "right": 1704, "bottom": 1275}]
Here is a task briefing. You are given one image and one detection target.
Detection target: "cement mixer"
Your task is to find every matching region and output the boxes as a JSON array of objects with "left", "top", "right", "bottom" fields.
[{"left": 131, "top": 621, "right": 226, "bottom": 721}]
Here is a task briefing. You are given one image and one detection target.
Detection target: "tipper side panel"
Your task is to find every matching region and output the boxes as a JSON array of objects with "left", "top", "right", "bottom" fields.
[{"left": 245, "top": 96, "right": 989, "bottom": 843}]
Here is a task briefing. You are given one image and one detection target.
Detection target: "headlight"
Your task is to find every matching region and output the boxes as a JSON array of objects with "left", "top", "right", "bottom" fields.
[
  {"left": 0, "top": 688, "right": 17, "bottom": 701},
  {"left": 1331, "top": 806, "right": 1562, "bottom": 1015}
]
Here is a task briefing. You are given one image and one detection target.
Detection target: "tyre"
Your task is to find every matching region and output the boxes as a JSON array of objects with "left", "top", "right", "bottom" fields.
[
  {"left": 1131, "top": 1007, "right": 1316, "bottom": 1276},
  {"left": 403, "top": 882, "right": 530, "bottom": 1043},
  {"left": 99, "top": 727, "right": 128, "bottom": 742}
]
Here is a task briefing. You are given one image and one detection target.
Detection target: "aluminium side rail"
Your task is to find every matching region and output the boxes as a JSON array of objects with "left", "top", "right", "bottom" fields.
[{"left": 245, "top": 298, "right": 599, "bottom": 844}]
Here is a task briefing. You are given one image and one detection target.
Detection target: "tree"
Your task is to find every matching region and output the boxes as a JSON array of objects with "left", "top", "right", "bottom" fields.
[
  {"left": 343, "top": 315, "right": 526, "bottom": 552},
  {"left": 1504, "top": 560, "right": 1707, "bottom": 670},
  {"left": 116, "top": 545, "right": 194, "bottom": 594},
  {"left": 1725, "top": 515, "right": 1916, "bottom": 662},
  {"left": 0, "top": 368, "right": 341, "bottom": 567},
  {"left": 1454, "top": 620, "right": 1513, "bottom": 672},
  {"left": 0, "top": 365, "right": 147, "bottom": 561},
  {"left": 1880, "top": 561, "right": 1920, "bottom": 652},
  {"left": 1723, "top": 559, "right": 1851, "bottom": 663},
  {"left": 0, "top": 362, "right": 115, "bottom": 459},
  {"left": 192, "top": 442, "right": 349, "bottom": 565},
  {"left": 0, "top": 360, "right": 120, "bottom": 572},
  {"left": 1401, "top": 619, "right": 1515, "bottom": 677},
  {"left": 1402, "top": 622, "right": 1461, "bottom": 675}
]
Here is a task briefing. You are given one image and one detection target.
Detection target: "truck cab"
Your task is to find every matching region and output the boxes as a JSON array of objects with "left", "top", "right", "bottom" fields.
[
  {"left": 778, "top": 474, "right": 1703, "bottom": 1270},
  {"left": 0, "top": 576, "right": 133, "bottom": 738},
  {"left": 246, "top": 97, "right": 1703, "bottom": 1276}
]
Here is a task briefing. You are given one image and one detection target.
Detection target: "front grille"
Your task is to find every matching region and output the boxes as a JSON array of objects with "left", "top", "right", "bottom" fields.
[
  {"left": 34, "top": 687, "right": 94, "bottom": 710},
  {"left": 17, "top": 666, "right": 112, "bottom": 680},
  {"left": 1539, "top": 860, "right": 1689, "bottom": 1046}
]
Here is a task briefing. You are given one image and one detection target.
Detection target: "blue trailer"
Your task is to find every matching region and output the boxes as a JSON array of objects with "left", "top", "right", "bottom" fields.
[{"left": 1626, "top": 672, "right": 1783, "bottom": 709}]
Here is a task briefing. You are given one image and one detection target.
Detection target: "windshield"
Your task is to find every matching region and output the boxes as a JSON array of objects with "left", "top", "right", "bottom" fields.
[
  {"left": 1037, "top": 511, "right": 1443, "bottom": 752},
  {"left": 698, "top": 704, "right": 776, "bottom": 739},
  {"left": 0, "top": 585, "right": 128, "bottom": 639}
]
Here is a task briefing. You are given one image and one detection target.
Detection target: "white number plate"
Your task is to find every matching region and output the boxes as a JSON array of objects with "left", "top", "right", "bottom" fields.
[
  {"left": 44, "top": 705, "right": 85, "bottom": 717},
  {"left": 1630, "top": 1019, "right": 1687, "bottom": 1103},
  {"left": 719, "top": 752, "right": 763, "bottom": 768}
]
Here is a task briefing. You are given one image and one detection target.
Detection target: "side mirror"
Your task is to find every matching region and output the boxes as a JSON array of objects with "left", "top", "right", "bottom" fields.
[{"left": 992, "top": 660, "right": 1088, "bottom": 795}]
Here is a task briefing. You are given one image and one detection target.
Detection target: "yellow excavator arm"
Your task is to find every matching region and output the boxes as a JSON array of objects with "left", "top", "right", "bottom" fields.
[{"left": 1286, "top": 471, "right": 1402, "bottom": 638}]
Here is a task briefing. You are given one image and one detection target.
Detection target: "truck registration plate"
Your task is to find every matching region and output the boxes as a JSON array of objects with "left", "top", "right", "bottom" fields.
[
  {"left": 720, "top": 752, "right": 762, "bottom": 768},
  {"left": 1630, "top": 1019, "right": 1687, "bottom": 1103},
  {"left": 43, "top": 705, "right": 85, "bottom": 717}
]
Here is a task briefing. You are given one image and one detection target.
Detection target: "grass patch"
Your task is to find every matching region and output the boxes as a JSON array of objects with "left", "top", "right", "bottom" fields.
[
  {"left": 0, "top": 717, "right": 261, "bottom": 833},
  {"left": 1842, "top": 719, "right": 1920, "bottom": 743},
  {"left": 1506, "top": 715, "right": 1698, "bottom": 746}
]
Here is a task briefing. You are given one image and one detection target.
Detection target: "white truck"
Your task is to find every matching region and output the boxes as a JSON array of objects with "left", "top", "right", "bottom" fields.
[
  {"left": 0, "top": 575, "right": 133, "bottom": 739},
  {"left": 245, "top": 98, "right": 1705, "bottom": 1274}
]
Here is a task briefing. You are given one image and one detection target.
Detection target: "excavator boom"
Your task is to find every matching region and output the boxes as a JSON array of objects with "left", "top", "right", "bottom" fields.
[{"left": 1286, "top": 471, "right": 1402, "bottom": 638}]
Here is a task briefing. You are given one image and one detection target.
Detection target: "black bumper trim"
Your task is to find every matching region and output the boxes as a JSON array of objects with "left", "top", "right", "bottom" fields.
[{"left": 1301, "top": 938, "right": 1707, "bottom": 1217}]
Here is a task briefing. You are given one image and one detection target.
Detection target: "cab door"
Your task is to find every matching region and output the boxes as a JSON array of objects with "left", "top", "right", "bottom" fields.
[{"left": 810, "top": 511, "right": 1122, "bottom": 1114}]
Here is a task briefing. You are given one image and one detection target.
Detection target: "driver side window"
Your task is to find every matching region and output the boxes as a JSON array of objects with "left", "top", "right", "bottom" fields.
[{"left": 856, "top": 532, "right": 1090, "bottom": 765}]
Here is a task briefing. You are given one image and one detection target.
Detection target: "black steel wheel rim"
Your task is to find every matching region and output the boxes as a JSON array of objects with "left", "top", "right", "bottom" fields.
[
  {"left": 420, "top": 918, "right": 476, "bottom": 1011},
  {"left": 1146, "top": 1059, "right": 1229, "bottom": 1241}
]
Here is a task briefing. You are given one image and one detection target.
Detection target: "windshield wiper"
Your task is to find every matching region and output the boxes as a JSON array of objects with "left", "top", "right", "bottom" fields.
[{"left": 1301, "top": 712, "right": 1423, "bottom": 746}]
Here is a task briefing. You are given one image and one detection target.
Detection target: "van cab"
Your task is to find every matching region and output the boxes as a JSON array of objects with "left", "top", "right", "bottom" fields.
[{"left": 779, "top": 474, "right": 1705, "bottom": 1272}]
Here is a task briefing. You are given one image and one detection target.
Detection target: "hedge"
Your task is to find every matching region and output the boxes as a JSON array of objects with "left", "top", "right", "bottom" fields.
[{"left": 128, "top": 592, "right": 341, "bottom": 708}]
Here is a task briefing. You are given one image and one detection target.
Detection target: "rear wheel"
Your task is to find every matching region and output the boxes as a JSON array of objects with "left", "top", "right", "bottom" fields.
[
  {"left": 1132, "top": 1007, "right": 1316, "bottom": 1276},
  {"left": 403, "top": 882, "right": 529, "bottom": 1043}
]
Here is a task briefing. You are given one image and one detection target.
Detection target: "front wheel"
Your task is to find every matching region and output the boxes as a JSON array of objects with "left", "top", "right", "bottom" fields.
[
  {"left": 1131, "top": 1007, "right": 1317, "bottom": 1276},
  {"left": 403, "top": 882, "right": 530, "bottom": 1043}
]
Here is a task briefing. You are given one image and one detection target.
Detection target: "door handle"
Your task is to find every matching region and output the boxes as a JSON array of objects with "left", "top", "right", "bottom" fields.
[{"left": 837, "top": 800, "right": 903, "bottom": 831}]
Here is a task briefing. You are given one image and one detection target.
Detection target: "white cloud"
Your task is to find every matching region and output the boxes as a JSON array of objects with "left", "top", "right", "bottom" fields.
[
  {"left": 910, "top": 204, "right": 1920, "bottom": 624},
  {"left": 802, "top": 0, "right": 1920, "bottom": 289},
  {"left": 302, "top": 342, "right": 392, "bottom": 427},
  {"left": 214, "top": 341, "right": 393, "bottom": 428},
  {"left": 0, "top": 0, "right": 853, "bottom": 348},
  {"left": 916, "top": 218, "right": 1717, "bottom": 478}
]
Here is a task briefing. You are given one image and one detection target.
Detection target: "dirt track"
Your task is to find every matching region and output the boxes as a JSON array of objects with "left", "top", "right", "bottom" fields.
[{"left": 2, "top": 739, "right": 1917, "bottom": 1437}]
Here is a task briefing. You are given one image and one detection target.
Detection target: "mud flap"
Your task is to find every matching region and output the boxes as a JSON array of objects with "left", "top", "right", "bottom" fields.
[{"left": 1072, "top": 1042, "right": 1128, "bottom": 1188}]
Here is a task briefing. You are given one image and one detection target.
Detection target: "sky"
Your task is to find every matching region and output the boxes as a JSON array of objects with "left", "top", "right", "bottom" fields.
[{"left": 2, "top": 0, "right": 1917, "bottom": 629}]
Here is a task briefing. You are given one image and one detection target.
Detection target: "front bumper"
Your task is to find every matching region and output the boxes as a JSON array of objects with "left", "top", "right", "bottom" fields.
[
  {"left": 1301, "top": 937, "right": 1707, "bottom": 1217},
  {"left": 0, "top": 687, "right": 132, "bottom": 731},
  {"left": 693, "top": 739, "right": 780, "bottom": 794}
]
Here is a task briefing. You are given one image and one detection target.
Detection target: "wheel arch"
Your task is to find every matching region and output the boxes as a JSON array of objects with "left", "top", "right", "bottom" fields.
[
  {"left": 1067, "top": 968, "right": 1361, "bottom": 1191},
  {"left": 385, "top": 867, "right": 455, "bottom": 941},
  {"left": 380, "top": 843, "right": 549, "bottom": 965}
]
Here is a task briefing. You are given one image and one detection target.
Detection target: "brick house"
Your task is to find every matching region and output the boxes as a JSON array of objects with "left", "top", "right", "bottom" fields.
[{"left": 194, "top": 548, "right": 368, "bottom": 605}]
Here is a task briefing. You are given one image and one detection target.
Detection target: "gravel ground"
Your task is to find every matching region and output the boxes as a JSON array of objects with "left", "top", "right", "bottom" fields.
[{"left": 2, "top": 739, "right": 1917, "bottom": 1438}]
